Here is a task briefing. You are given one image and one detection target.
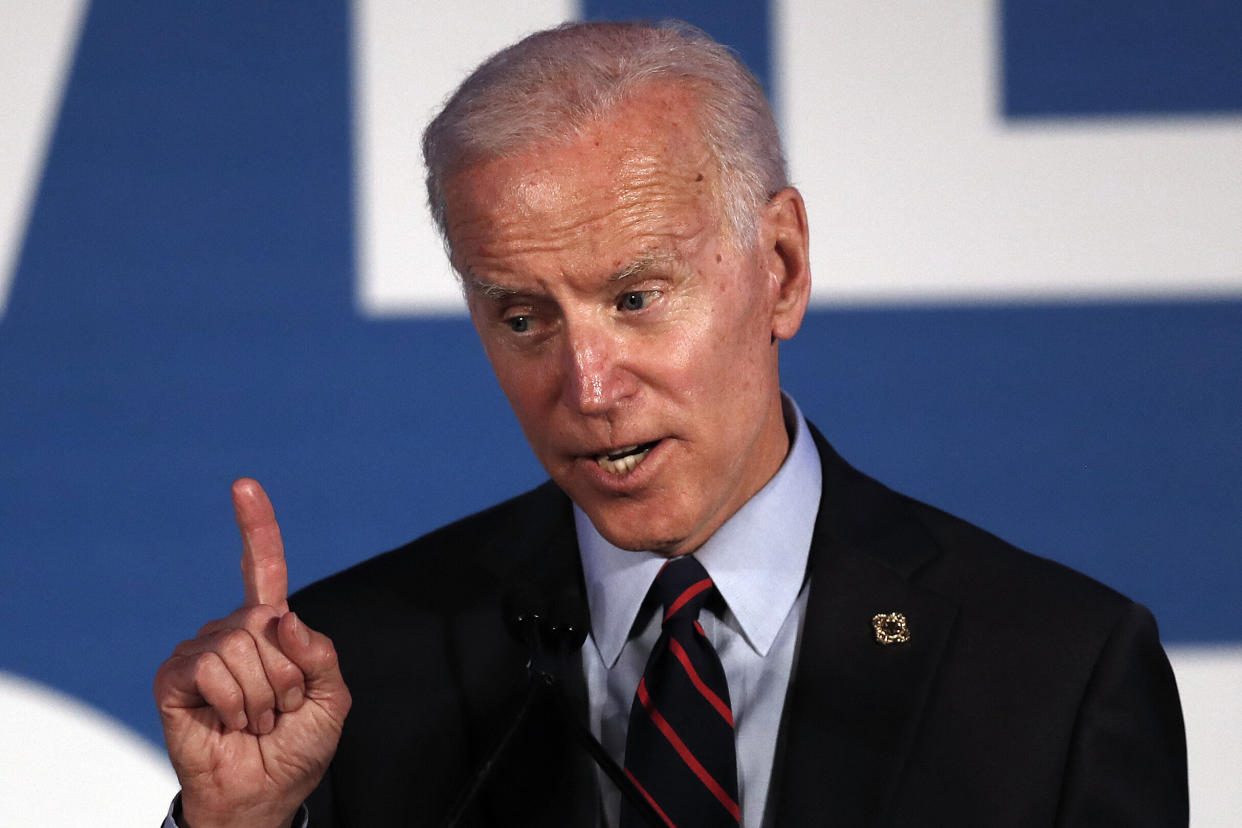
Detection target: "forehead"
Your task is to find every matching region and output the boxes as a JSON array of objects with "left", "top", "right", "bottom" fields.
[{"left": 442, "top": 87, "right": 722, "bottom": 279}]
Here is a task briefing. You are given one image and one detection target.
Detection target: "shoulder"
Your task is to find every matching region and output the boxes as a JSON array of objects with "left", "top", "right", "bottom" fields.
[
  {"left": 910, "top": 496, "right": 1185, "bottom": 820},
  {"left": 909, "top": 495, "right": 1132, "bottom": 617},
  {"left": 801, "top": 425, "right": 1186, "bottom": 821},
  {"left": 289, "top": 481, "right": 573, "bottom": 649},
  {"left": 810, "top": 423, "right": 1145, "bottom": 660}
]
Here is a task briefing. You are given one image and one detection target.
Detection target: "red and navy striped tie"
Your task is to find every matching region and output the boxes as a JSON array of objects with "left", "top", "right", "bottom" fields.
[{"left": 622, "top": 556, "right": 740, "bottom": 828}]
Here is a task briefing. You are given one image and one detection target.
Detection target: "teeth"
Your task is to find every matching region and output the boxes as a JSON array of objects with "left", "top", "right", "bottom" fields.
[
  {"left": 607, "top": 444, "right": 639, "bottom": 460},
  {"left": 595, "top": 444, "right": 653, "bottom": 475}
]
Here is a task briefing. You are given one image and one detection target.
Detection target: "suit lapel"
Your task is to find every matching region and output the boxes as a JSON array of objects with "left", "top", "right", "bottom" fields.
[{"left": 772, "top": 430, "right": 958, "bottom": 826}]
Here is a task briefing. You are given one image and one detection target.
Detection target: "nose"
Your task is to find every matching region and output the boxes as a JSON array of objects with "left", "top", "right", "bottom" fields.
[{"left": 560, "top": 322, "right": 635, "bottom": 416}]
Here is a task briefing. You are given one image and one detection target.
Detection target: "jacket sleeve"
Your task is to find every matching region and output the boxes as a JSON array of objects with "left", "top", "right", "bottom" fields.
[{"left": 1055, "top": 601, "right": 1188, "bottom": 826}]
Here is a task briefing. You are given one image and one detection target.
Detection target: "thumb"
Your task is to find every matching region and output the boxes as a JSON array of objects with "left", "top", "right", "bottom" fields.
[{"left": 277, "top": 612, "right": 351, "bottom": 714}]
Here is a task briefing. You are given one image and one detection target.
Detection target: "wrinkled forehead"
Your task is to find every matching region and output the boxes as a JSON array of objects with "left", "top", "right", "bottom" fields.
[
  {"left": 442, "top": 78, "right": 715, "bottom": 190},
  {"left": 441, "top": 88, "right": 727, "bottom": 261}
]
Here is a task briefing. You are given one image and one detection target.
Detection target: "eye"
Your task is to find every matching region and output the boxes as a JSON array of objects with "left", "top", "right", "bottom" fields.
[
  {"left": 618, "top": 291, "right": 653, "bottom": 312},
  {"left": 506, "top": 315, "right": 531, "bottom": 333}
]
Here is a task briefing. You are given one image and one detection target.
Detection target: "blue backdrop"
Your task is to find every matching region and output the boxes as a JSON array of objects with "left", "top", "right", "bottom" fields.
[{"left": 1, "top": 0, "right": 1238, "bottom": 755}]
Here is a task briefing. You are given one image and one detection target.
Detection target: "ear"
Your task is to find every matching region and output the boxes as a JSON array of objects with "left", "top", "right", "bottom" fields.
[{"left": 758, "top": 187, "right": 812, "bottom": 341}]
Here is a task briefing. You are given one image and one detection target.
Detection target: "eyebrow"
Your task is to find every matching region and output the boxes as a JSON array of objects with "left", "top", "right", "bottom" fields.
[
  {"left": 461, "top": 266, "right": 522, "bottom": 301},
  {"left": 608, "top": 251, "right": 676, "bottom": 282},
  {"left": 463, "top": 251, "right": 679, "bottom": 300},
  {"left": 465, "top": 277, "right": 519, "bottom": 301}
]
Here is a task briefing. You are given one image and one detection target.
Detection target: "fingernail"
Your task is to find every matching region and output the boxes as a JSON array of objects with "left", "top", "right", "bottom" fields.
[
  {"left": 257, "top": 709, "right": 275, "bottom": 734},
  {"left": 290, "top": 612, "right": 310, "bottom": 647},
  {"left": 282, "top": 686, "right": 304, "bottom": 711}
]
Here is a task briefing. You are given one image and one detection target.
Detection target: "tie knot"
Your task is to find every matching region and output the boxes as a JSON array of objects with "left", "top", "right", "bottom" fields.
[{"left": 652, "top": 556, "right": 715, "bottom": 625}]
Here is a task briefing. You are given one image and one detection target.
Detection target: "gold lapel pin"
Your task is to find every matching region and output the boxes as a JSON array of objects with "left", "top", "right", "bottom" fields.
[{"left": 872, "top": 611, "right": 910, "bottom": 645}]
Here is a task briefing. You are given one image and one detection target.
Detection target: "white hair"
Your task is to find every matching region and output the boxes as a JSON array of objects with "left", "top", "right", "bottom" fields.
[{"left": 422, "top": 20, "right": 788, "bottom": 256}]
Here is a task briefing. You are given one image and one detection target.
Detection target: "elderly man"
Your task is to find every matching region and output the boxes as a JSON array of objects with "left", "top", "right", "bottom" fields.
[{"left": 155, "top": 21, "right": 1187, "bottom": 828}]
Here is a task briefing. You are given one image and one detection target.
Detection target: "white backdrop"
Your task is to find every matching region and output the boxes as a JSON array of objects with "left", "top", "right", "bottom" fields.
[{"left": 1, "top": 1, "right": 1238, "bottom": 823}]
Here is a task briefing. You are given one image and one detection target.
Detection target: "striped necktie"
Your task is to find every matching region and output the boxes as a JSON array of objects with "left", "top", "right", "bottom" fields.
[{"left": 621, "top": 556, "right": 740, "bottom": 828}]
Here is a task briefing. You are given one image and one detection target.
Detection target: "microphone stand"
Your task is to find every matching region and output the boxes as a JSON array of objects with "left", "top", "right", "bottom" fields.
[
  {"left": 523, "top": 613, "right": 667, "bottom": 828},
  {"left": 544, "top": 677, "right": 666, "bottom": 828},
  {"left": 438, "top": 678, "right": 543, "bottom": 828},
  {"left": 439, "top": 612, "right": 666, "bottom": 828}
]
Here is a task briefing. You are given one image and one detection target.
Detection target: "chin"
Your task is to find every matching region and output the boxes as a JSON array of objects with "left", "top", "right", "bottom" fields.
[
  {"left": 606, "top": 535, "right": 689, "bottom": 557},
  {"left": 565, "top": 478, "right": 702, "bottom": 553},
  {"left": 590, "top": 512, "right": 692, "bottom": 555}
]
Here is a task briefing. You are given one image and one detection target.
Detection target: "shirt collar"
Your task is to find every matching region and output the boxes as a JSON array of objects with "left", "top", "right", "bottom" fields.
[{"left": 577, "top": 394, "right": 822, "bottom": 667}]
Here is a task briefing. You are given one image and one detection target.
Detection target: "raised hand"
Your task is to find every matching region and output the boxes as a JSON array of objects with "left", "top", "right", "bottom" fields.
[{"left": 154, "top": 479, "right": 351, "bottom": 828}]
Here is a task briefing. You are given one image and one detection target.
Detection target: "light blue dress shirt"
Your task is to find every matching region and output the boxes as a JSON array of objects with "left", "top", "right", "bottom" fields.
[{"left": 578, "top": 395, "right": 822, "bottom": 828}]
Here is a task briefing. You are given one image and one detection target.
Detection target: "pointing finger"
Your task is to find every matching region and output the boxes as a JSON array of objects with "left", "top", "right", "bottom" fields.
[{"left": 233, "top": 477, "right": 289, "bottom": 611}]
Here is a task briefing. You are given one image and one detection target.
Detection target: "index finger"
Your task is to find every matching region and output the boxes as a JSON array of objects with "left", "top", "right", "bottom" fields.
[{"left": 232, "top": 477, "right": 289, "bottom": 611}]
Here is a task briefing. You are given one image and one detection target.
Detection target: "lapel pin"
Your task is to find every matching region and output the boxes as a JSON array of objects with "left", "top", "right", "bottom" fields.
[{"left": 872, "top": 611, "right": 910, "bottom": 645}]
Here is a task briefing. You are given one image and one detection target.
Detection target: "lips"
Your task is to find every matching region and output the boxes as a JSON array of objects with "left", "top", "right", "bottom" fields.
[{"left": 594, "top": 440, "right": 660, "bottom": 475}]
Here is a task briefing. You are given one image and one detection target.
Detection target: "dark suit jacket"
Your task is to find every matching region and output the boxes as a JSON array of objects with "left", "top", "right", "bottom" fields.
[{"left": 292, "top": 428, "right": 1188, "bottom": 826}]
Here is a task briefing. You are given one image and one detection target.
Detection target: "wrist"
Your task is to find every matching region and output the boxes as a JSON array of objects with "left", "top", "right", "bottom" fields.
[{"left": 178, "top": 794, "right": 299, "bottom": 828}]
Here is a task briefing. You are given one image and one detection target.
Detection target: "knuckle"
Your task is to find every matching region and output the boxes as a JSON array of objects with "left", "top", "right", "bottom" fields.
[
  {"left": 309, "top": 638, "right": 342, "bottom": 676},
  {"left": 190, "top": 651, "right": 223, "bottom": 683},
  {"left": 217, "top": 627, "right": 257, "bottom": 660},
  {"left": 193, "top": 654, "right": 240, "bottom": 703},
  {"left": 270, "top": 658, "right": 307, "bottom": 689},
  {"left": 240, "top": 604, "right": 280, "bottom": 629},
  {"left": 152, "top": 658, "right": 178, "bottom": 697},
  {"left": 195, "top": 618, "right": 221, "bottom": 637},
  {"left": 197, "top": 609, "right": 244, "bottom": 637}
]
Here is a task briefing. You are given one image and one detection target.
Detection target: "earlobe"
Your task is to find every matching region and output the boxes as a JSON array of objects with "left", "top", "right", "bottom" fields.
[{"left": 761, "top": 187, "right": 812, "bottom": 342}]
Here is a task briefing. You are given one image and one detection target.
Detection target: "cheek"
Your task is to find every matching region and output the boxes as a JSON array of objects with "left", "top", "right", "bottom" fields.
[{"left": 694, "top": 290, "right": 777, "bottom": 411}]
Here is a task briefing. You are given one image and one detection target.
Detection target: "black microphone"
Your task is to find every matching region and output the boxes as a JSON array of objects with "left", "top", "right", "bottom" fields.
[
  {"left": 503, "top": 579, "right": 589, "bottom": 683},
  {"left": 504, "top": 583, "right": 666, "bottom": 828},
  {"left": 439, "top": 584, "right": 664, "bottom": 828}
]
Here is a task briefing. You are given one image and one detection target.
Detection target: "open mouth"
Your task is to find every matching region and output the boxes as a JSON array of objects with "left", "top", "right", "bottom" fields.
[{"left": 594, "top": 440, "right": 660, "bottom": 475}]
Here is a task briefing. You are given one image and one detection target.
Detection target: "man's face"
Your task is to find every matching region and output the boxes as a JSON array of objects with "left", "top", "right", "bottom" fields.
[{"left": 444, "top": 86, "right": 809, "bottom": 556}]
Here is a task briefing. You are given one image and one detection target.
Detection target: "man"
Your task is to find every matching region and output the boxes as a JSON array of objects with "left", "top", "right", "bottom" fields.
[{"left": 155, "top": 21, "right": 1188, "bottom": 827}]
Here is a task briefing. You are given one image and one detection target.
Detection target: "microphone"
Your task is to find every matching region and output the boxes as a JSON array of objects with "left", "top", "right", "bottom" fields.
[
  {"left": 505, "top": 583, "right": 666, "bottom": 828},
  {"left": 503, "top": 580, "right": 588, "bottom": 683},
  {"left": 439, "top": 584, "right": 664, "bottom": 828}
]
